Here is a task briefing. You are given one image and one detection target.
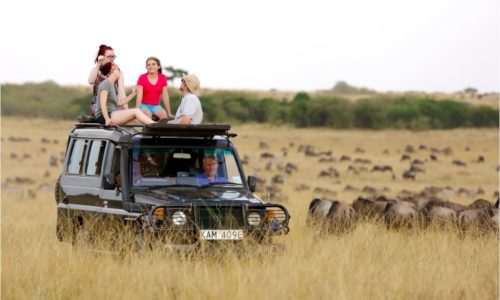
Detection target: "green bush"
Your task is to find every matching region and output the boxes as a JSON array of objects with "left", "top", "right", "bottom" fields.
[{"left": 1, "top": 83, "right": 498, "bottom": 129}]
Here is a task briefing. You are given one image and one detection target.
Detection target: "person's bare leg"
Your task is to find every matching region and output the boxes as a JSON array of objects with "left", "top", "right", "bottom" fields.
[
  {"left": 110, "top": 110, "right": 138, "bottom": 125},
  {"left": 142, "top": 109, "right": 153, "bottom": 119},
  {"left": 124, "top": 119, "right": 142, "bottom": 125},
  {"left": 154, "top": 109, "right": 167, "bottom": 119},
  {"left": 133, "top": 108, "right": 155, "bottom": 124}
]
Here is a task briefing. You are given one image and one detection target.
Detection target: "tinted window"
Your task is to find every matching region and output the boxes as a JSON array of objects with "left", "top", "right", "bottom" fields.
[
  {"left": 67, "top": 139, "right": 87, "bottom": 174},
  {"left": 86, "top": 140, "right": 106, "bottom": 176}
]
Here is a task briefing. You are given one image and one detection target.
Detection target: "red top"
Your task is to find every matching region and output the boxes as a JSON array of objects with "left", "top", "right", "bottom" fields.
[{"left": 137, "top": 73, "right": 168, "bottom": 105}]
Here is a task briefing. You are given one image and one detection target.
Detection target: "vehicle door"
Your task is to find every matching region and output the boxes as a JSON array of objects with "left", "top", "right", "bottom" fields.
[{"left": 61, "top": 138, "right": 108, "bottom": 210}]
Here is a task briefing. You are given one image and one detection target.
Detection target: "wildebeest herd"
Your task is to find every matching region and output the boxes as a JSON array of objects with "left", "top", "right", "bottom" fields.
[
  {"left": 246, "top": 139, "right": 499, "bottom": 236},
  {"left": 308, "top": 196, "right": 499, "bottom": 235}
]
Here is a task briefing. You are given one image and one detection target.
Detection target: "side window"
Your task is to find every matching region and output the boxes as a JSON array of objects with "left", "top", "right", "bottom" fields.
[
  {"left": 112, "top": 149, "right": 121, "bottom": 175},
  {"left": 86, "top": 140, "right": 106, "bottom": 176},
  {"left": 67, "top": 139, "right": 87, "bottom": 174},
  {"left": 112, "top": 148, "right": 121, "bottom": 186}
]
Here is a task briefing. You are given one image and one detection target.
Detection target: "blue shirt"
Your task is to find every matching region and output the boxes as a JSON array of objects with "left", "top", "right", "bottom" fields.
[{"left": 196, "top": 173, "right": 227, "bottom": 185}]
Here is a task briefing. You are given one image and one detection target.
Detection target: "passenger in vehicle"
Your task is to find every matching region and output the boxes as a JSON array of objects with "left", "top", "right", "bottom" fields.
[
  {"left": 95, "top": 62, "right": 163, "bottom": 126},
  {"left": 170, "top": 74, "right": 203, "bottom": 124},
  {"left": 88, "top": 44, "right": 129, "bottom": 116},
  {"left": 196, "top": 155, "right": 227, "bottom": 184},
  {"left": 136, "top": 57, "right": 174, "bottom": 121},
  {"left": 139, "top": 153, "right": 159, "bottom": 176}
]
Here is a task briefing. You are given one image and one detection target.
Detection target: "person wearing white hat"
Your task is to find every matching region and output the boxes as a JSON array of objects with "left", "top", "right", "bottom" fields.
[{"left": 171, "top": 74, "right": 203, "bottom": 124}]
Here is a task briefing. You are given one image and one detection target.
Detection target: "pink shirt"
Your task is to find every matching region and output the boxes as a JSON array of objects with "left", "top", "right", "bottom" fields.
[{"left": 137, "top": 73, "right": 168, "bottom": 105}]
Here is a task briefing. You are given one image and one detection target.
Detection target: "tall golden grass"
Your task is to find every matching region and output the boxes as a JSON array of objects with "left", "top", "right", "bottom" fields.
[{"left": 1, "top": 117, "right": 499, "bottom": 299}]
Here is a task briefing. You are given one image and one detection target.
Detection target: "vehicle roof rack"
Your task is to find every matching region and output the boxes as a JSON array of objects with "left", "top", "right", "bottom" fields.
[
  {"left": 73, "top": 123, "right": 237, "bottom": 139},
  {"left": 142, "top": 123, "right": 233, "bottom": 138}
]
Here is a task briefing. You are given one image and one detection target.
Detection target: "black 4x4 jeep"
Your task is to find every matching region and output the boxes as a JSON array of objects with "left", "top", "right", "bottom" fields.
[{"left": 55, "top": 123, "right": 290, "bottom": 252}]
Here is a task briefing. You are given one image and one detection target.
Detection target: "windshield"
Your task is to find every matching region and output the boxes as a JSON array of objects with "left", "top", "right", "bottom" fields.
[{"left": 131, "top": 138, "right": 244, "bottom": 188}]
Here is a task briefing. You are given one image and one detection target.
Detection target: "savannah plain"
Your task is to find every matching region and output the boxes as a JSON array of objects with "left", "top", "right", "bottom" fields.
[{"left": 1, "top": 116, "right": 499, "bottom": 299}]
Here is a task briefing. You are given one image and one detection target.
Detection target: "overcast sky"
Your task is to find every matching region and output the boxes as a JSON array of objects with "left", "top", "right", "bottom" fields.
[{"left": 1, "top": 0, "right": 498, "bottom": 93}]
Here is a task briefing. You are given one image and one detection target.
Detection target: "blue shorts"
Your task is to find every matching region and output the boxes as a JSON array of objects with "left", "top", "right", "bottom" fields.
[{"left": 140, "top": 104, "right": 165, "bottom": 114}]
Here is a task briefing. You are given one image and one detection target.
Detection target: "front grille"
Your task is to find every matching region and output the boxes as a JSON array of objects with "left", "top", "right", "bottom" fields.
[{"left": 197, "top": 206, "right": 245, "bottom": 229}]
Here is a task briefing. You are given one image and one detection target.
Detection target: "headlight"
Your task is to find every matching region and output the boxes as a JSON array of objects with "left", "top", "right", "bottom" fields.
[
  {"left": 153, "top": 207, "right": 165, "bottom": 220},
  {"left": 172, "top": 211, "right": 187, "bottom": 226},
  {"left": 247, "top": 212, "right": 262, "bottom": 226}
]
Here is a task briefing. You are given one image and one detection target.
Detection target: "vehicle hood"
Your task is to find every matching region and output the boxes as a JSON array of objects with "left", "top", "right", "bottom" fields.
[{"left": 132, "top": 188, "right": 264, "bottom": 206}]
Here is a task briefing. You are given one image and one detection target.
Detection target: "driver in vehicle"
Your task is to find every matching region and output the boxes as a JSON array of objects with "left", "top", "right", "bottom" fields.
[{"left": 196, "top": 155, "right": 227, "bottom": 184}]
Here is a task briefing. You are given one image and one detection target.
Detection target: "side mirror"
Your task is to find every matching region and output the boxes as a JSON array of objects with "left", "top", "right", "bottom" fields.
[
  {"left": 103, "top": 173, "right": 116, "bottom": 190},
  {"left": 247, "top": 176, "right": 257, "bottom": 193}
]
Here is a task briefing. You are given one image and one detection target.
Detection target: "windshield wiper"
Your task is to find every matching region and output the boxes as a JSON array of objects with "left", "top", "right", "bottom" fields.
[
  {"left": 150, "top": 184, "right": 199, "bottom": 189},
  {"left": 133, "top": 184, "right": 199, "bottom": 190},
  {"left": 200, "top": 182, "right": 242, "bottom": 188}
]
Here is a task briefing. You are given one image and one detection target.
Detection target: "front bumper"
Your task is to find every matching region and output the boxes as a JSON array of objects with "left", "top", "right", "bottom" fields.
[{"left": 142, "top": 203, "right": 291, "bottom": 245}]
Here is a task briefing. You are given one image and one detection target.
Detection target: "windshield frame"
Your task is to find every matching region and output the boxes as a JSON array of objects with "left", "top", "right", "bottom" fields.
[{"left": 129, "top": 136, "right": 248, "bottom": 190}]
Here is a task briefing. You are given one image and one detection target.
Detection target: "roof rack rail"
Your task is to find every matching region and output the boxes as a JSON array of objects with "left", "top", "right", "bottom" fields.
[
  {"left": 73, "top": 123, "right": 237, "bottom": 138},
  {"left": 74, "top": 123, "right": 143, "bottom": 135},
  {"left": 142, "top": 123, "right": 234, "bottom": 138}
]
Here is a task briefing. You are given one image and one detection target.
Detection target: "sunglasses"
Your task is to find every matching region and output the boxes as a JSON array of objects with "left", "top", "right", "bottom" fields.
[{"left": 106, "top": 55, "right": 117, "bottom": 59}]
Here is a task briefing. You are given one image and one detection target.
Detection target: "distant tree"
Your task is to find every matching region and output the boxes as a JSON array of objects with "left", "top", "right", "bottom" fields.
[
  {"left": 463, "top": 87, "right": 478, "bottom": 95},
  {"left": 164, "top": 66, "right": 189, "bottom": 85},
  {"left": 332, "top": 81, "right": 375, "bottom": 94},
  {"left": 292, "top": 92, "right": 310, "bottom": 102},
  {"left": 290, "top": 92, "right": 311, "bottom": 127}
]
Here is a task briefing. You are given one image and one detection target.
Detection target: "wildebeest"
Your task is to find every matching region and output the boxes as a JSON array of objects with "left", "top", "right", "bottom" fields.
[
  {"left": 402, "top": 170, "right": 416, "bottom": 180},
  {"left": 271, "top": 174, "right": 285, "bottom": 185},
  {"left": 313, "top": 187, "right": 337, "bottom": 197},
  {"left": 354, "top": 158, "right": 371, "bottom": 164},
  {"left": 401, "top": 154, "right": 411, "bottom": 161},
  {"left": 452, "top": 160, "right": 467, "bottom": 167},
  {"left": 442, "top": 147, "right": 453, "bottom": 155},
  {"left": 405, "top": 145, "right": 415, "bottom": 153},
  {"left": 457, "top": 199, "right": 498, "bottom": 233},
  {"left": 318, "top": 157, "right": 335, "bottom": 163},
  {"left": 412, "top": 159, "right": 425, "bottom": 165},
  {"left": 49, "top": 155, "right": 58, "bottom": 167},
  {"left": 294, "top": 183, "right": 310, "bottom": 191},
  {"left": 260, "top": 152, "right": 275, "bottom": 159},
  {"left": 308, "top": 198, "right": 356, "bottom": 234},
  {"left": 318, "top": 167, "right": 339, "bottom": 178},
  {"left": 352, "top": 196, "right": 390, "bottom": 221},
  {"left": 409, "top": 165, "right": 425, "bottom": 173},
  {"left": 344, "top": 185, "right": 359, "bottom": 192},
  {"left": 339, "top": 155, "right": 351, "bottom": 162},
  {"left": 383, "top": 201, "right": 418, "bottom": 229},
  {"left": 354, "top": 147, "right": 365, "bottom": 154},
  {"left": 421, "top": 202, "right": 458, "bottom": 228},
  {"left": 371, "top": 165, "right": 393, "bottom": 173},
  {"left": 458, "top": 206, "right": 497, "bottom": 232},
  {"left": 285, "top": 162, "right": 298, "bottom": 174}
]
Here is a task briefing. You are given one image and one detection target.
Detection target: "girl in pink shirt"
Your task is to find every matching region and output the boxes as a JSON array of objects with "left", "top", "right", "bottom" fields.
[{"left": 136, "top": 57, "right": 173, "bottom": 120}]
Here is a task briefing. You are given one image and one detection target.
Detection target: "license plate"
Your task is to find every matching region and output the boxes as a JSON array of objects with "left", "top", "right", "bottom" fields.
[{"left": 201, "top": 230, "right": 244, "bottom": 240}]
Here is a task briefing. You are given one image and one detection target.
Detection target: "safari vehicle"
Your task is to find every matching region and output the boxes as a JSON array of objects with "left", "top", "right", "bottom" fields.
[{"left": 55, "top": 123, "right": 290, "bottom": 252}]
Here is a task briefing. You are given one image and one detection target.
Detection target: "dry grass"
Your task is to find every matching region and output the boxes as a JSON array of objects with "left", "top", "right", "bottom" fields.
[{"left": 1, "top": 117, "right": 499, "bottom": 299}]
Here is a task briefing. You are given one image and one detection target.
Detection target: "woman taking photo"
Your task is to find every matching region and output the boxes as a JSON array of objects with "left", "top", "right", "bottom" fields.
[{"left": 88, "top": 44, "right": 128, "bottom": 116}]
